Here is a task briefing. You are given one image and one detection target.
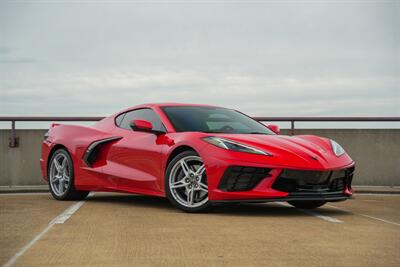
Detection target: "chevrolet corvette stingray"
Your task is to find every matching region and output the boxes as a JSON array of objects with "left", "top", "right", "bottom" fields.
[{"left": 40, "top": 103, "right": 355, "bottom": 212}]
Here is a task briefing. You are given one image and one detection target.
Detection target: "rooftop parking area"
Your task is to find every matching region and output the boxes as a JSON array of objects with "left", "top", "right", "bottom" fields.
[{"left": 1, "top": 193, "right": 399, "bottom": 267}]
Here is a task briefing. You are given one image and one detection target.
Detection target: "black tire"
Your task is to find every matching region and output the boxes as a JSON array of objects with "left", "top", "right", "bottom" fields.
[
  {"left": 48, "top": 148, "right": 90, "bottom": 201},
  {"left": 165, "top": 150, "right": 211, "bottom": 213},
  {"left": 287, "top": 200, "right": 327, "bottom": 209}
]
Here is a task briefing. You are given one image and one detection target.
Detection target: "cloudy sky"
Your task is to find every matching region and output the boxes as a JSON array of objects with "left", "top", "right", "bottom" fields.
[{"left": 0, "top": 1, "right": 399, "bottom": 120}]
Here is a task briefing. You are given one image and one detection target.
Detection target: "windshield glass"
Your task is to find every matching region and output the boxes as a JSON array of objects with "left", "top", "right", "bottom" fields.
[{"left": 162, "top": 106, "right": 274, "bottom": 134}]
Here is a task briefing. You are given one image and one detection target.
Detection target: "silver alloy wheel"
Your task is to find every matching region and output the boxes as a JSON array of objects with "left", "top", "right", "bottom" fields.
[
  {"left": 169, "top": 155, "right": 208, "bottom": 208},
  {"left": 49, "top": 153, "right": 70, "bottom": 197}
]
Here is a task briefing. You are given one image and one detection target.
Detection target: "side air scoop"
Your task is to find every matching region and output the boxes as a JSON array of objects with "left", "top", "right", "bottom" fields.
[{"left": 83, "top": 137, "right": 122, "bottom": 167}]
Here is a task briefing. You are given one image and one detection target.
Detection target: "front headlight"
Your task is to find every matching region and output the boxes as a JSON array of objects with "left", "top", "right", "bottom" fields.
[
  {"left": 202, "top": 136, "right": 271, "bottom": 156},
  {"left": 330, "top": 139, "right": 345, "bottom": 156}
]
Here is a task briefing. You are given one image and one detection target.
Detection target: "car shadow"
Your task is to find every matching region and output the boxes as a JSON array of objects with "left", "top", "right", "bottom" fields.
[
  {"left": 211, "top": 203, "right": 350, "bottom": 218},
  {"left": 85, "top": 193, "right": 351, "bottom": 218}
]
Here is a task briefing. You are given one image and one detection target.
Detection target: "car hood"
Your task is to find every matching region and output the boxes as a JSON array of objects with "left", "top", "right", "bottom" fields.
[{"left": 206, "top": 133, "right": 352, "bottom": 169}]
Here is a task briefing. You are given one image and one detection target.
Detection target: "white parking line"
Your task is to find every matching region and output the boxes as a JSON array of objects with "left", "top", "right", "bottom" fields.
[
  {"left": 2, "top": 223, "right": 54, "bottom": 267},
  {"left": 2, "top": 198, "right": 89, "bottom": 267},
  {"left": 276, "top": 202, "right": 343, "bottom": 223},
  {"left": 51, "top": 201, "right": 86, "bottom": 224},
  {"left": 299, "top": 209, "right": 343, "bottom": 223},
  {"left": 327, "top": 204, "right": 400, "bottom": 227}
]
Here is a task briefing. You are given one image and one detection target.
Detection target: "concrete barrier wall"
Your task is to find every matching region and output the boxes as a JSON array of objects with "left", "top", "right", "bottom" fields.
[
  {"left": 0, "top": 129, "right": 399, "bottom": 186},
  {"left": 0, "top": 130, "right": 47, "bottom": 186},
  {"left": 283, "top": 129, "right": 400, "bottom": 186}
]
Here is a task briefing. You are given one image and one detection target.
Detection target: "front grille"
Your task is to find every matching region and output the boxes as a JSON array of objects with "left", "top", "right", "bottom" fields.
[
  {"left": 330, "top": 178, "right": 345, "bottom": 192},
  {"left": 272, "top": 167, "right": 354, "bottom": 193},
  {"left": 219, "top": 166, "right": 271, "bottom": 192}
]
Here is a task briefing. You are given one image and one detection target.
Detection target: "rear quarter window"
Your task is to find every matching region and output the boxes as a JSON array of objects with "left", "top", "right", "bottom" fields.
[{"left": 115, "top": 113, "right": 125, "bottom": 126}]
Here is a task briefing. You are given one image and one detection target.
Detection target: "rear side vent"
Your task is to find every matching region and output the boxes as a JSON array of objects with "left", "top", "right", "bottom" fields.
[
  {"left": 218, "top": 166, "right": 271, "bottom": 192},
  {"left": 83, "top": 137, "right": 122, "bottom": 167}
]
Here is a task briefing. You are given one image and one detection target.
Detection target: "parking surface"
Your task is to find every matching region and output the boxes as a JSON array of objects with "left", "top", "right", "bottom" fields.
[{"left": 1, "top": 193, "right": 399, "bottom": 267}]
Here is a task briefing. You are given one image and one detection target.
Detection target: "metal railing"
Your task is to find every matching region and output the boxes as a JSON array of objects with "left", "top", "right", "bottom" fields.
[
  {"left": 253, "top": 116, "right": 400, "bottom": 135},
  {"left": 0, "top": 117, "right": 104, "bottom": 148},
  {"left": 1, "top": 116, "right": 399, "bottom": 148}
]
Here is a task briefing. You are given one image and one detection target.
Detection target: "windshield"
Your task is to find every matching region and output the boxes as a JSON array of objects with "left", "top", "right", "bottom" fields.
[{"left": 162, "top": 106, "right": 274, "bottom": 134}]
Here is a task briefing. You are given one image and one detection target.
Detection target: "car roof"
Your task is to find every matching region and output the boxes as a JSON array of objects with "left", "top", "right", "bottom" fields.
[
  {"left": 148, "top": 102, "right": 220, "bottom": 108},
  {"left": 119, "top": 102, "right": 222, "bottom": 113}
]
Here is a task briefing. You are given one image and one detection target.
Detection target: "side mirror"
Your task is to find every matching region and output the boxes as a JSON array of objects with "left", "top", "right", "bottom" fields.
[
  {"left": 130, "top": 119, "right": 153, "bottom": 132},
  {"left": 129, "top": 120, "right": 165, "bottom": 135},
  {"left": 267, "top": 124, "right": 280, "bottom": 134}
]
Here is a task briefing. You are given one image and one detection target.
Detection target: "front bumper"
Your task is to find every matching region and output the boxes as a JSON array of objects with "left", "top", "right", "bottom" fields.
[{"left": 201, "top": 152, "right": 355, "bottom": 202}]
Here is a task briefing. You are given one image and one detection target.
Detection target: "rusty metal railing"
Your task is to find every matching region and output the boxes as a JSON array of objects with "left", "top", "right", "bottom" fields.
[{"left": 1, "top": 116, "right": 399, "bottom": 148}]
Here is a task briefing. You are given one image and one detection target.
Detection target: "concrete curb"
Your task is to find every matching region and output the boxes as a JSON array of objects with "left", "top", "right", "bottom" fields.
[
  {"left": 353, "top": 186, "right": 400, "bottom": 194},
  {"left": 1, "top": 185, "right": 399, "bottom": 194},
  {"left": 0, "top": 185, "right": 49, "bottom": 193}
]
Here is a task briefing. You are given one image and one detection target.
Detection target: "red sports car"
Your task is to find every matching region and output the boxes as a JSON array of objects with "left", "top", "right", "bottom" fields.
[{"left": 40, "top": 103, "right": 355, "bottom": 212}]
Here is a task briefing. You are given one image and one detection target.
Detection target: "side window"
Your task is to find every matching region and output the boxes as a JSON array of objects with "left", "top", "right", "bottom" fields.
[
  {"left": 119, "top": 108, "right": 166, "bottom": 132},
  {"left": 115, "top": 113, "right": 125, "bottom": 126}
]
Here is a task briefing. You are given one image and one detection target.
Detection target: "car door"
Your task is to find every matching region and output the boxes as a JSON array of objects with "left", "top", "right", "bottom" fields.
[{"left": 103, "top": 108, "right": 167, "bottom": 194}]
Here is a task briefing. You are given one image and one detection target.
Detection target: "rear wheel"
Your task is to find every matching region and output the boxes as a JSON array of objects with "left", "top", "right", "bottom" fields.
[
  {"left": 287, "top": 200, "right": 327, "bottom": 209},
  {"left": 165, "top": 151, "right": 210, "bottom": 212},
  {"left": 48, "top": 148, "right": 89, "bottom": 200}
]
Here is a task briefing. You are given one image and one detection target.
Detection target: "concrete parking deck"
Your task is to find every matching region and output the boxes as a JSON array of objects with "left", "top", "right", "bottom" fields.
[{"left": 1, "top": 193, "right": 399, "bottom": 267}]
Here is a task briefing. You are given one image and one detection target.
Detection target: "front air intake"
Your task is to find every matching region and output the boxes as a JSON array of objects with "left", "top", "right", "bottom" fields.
[
  {"left": 271, "top": 167, "right": 355, "bottom": 193},
  {"left": 218, "top": 166, "right": 271, "bottom": 192}
]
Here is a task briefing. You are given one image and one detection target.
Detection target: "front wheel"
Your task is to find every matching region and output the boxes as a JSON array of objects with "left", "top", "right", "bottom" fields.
[
  {"left": 287, "top": 200, "right": 327, "bottom": 209},
  {"left": 48, "top": 148, "right": 89, "bottom": 200},
  {"left": 165, "top": 151, "right": 210, "bottom": 212}
]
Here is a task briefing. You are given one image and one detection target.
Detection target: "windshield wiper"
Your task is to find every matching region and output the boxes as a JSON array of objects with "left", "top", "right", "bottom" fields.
[
  {"left": 203, "top": 130, "right": 226, "bottom": 133},
  {"left": 248, "top": 132, "right": 270, "bottom": 135}
]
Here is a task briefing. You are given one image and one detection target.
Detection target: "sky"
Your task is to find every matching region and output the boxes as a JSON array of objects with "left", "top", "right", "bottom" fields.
[{"left": 0, "top": 0, "right": 399, "bottom": 123}]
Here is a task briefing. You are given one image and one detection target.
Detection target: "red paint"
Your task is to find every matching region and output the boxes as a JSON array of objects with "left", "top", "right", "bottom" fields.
[
  {"left": 131, "top": 119, "right": 153, "bottom": 131},
  {"left": 40, "top": 103, "right": 355, "bottom": 201},
  {"left": 267, "top": 124, "right": 280, "bottom": 134}
]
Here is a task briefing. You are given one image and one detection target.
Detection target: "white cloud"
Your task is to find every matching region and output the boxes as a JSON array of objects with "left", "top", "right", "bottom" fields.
[
  {"left": 1, "top": 69, "right": 398, "bottom": 117},
  {"left": 0, "top": 1, "right": 398, "bottom": 119}
]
